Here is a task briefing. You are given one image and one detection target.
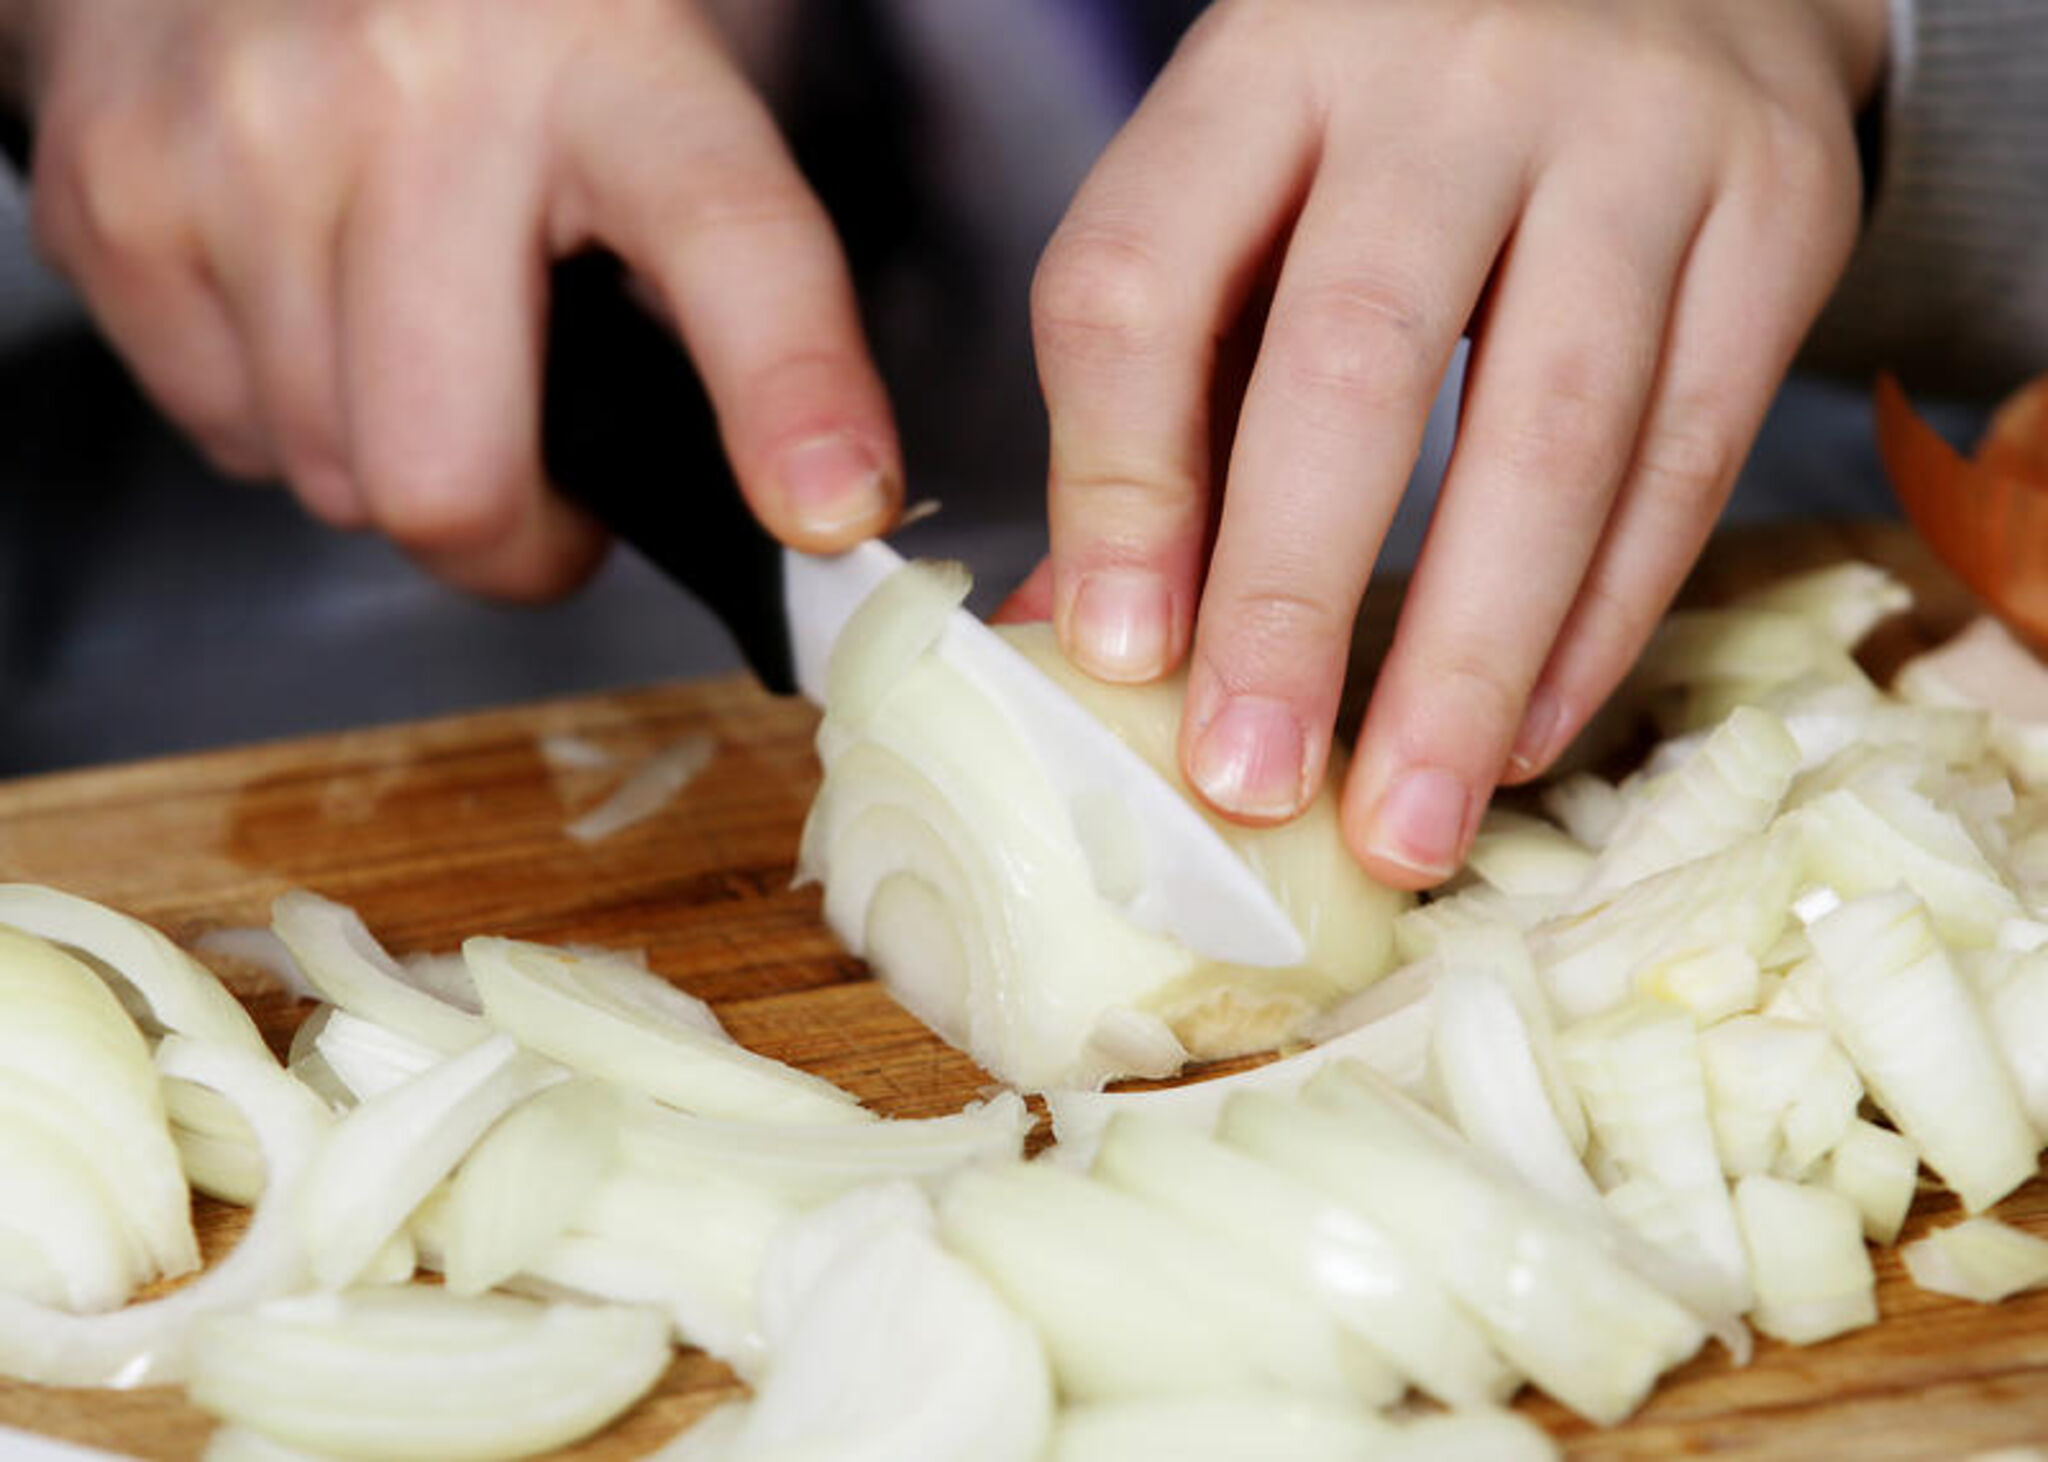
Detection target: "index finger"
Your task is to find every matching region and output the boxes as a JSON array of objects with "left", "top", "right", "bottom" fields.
[{"left": 551, "top": 34, "right": 900, "bottom": 553}]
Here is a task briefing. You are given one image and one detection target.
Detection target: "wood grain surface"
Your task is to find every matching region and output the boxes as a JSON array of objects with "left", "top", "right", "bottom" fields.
[{"left": 3, "top": 519, "right": 2046, "bottom": 1460}]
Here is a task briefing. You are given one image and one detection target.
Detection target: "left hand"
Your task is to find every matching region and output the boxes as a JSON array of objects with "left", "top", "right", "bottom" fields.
[{"left": 1030, "top": 0, "right": 1885, "bottom": 889}]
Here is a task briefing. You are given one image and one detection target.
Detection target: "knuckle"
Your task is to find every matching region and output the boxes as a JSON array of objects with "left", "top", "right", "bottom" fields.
[
  {"left": 669, "top": 167, "right": 827, "bottom": 257},
  {"left": 1427, "top": 653, "right": 1529, "bottom": 741},
  {"left": 350, "top": 0, "right": 466, "bottom": 106},
  {"left": 1054, "top": 466, "right": 1204, "bottom": 547},
  {"left": 1268, "top": 276, "right": 1438, "bottom": 413},
  {"left": 1490, "top": 358, "right": 1633, "bottom": 499},
  {"left": 1032, "top": 228, "right": 1176, "bottom": 365},
  {"left": 1630, "top": 405, "right": 1739, "bottom": 510},
  {"left": 1212, "top": 581, "right": 1355, "bottom": 666},
  {"left": 55, "top": 117, "right": 167, "bottom": 259},
  {"left": 363, "top": 456, "right": 525, "bottom": 557}
]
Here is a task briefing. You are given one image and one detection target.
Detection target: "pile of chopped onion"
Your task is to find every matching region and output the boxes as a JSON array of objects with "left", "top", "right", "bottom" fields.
[{"left": 5, "top": 555, "right": 2048, "bottom": 1457}]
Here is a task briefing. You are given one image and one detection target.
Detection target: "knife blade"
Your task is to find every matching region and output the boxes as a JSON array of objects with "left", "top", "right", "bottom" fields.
[
  {"left": 784, "top": 539, "right": 1308, "bottom": 968},
  {"left": 543, "top": 253, "right": 1306, "bottom": 968}
]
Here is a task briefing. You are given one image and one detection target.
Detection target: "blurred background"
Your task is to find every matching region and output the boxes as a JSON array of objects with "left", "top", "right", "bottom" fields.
[{"left": 0, "top": 1, "right": 1916, "bottom": 778}]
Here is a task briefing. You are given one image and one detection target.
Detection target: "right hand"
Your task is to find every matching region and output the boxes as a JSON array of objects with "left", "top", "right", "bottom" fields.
[{"left": 19, "top": 0, "right": 901, "bottom": 596}]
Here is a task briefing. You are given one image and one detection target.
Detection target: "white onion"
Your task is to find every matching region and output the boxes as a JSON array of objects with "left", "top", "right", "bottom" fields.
[
  {"left": 0, "top": 1037, "right": 331, "bottom": 1387},
  {"left": 566, "top": 733, "right": 718, "bottom": 845},
  {"left": 298, "top": 1033, "right": 561, "bottom": 1289},
  {"left": 186, "top": 1287, "right": 671, "bottom": 1461},
  {"left": 463, "top": 937, "right": 865, "bottom": 1124}
]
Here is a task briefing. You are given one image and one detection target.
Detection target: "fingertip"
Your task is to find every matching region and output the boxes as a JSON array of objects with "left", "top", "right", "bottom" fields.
[
  {"left": 1059, "top": 566, "right": 1178, "bottom": 683},
  {"left": 1184, "top": 692, "right": 1313, "bottom": 825},
  {"left": 767, "top": 429, "right": 900, "bottom": 552},
  {"left": 1343, "top": 761, "right": 1475, "bottom": 889},
  {"left": 1501, "top": 685, "right": 1569, "bottom": 785}
]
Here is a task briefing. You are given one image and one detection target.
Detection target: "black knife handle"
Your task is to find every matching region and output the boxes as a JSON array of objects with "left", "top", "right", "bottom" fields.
[{"left": 541, "top": 252, "right": 796, "bottom": 694}]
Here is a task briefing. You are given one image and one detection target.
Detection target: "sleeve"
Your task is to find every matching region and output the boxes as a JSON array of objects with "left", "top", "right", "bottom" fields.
[{"left": 1801, "top": 0, "right": 2048, "bottom": 400}]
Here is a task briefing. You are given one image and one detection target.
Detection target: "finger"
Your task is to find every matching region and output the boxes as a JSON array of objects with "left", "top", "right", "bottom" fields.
[
  {"left": 341, "top": 119, "right": 603, "bottom": 599},
  {"left": 551, "top": 37, "right": 899, "bottom": 554},
  {"left": 1179, "top": 138, "right": 1518, "bottom": 828},
  {"left": 215, "top": 222, "right": 361, "bottom": 527},
  {"left": 1338, "top": 164, "right": 1708, "bottom": 886},
  {"left": 33, "top": 168, "right": 270, "bottom": 479},
  {"left": 1033, "top": 51, "right": 1314, "bottom": 684},
  {"left": 1499, "top": 167, "right": 1858, "bottom": 785}
]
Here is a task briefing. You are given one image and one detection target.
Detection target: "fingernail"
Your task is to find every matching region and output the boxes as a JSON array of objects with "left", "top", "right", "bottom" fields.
[
  {"left": 1507, "top": 688, "right": 1565, "bottom": 779},
  {"left": 1189, "top": 696, "right": 1309, "bottom": 819},
  {"left": 779, "top": 433, "right": 890, "bottom": 536},
  {"left": 1069, "top": 569, "right": 1172, "bottom": 681},
  {"left": 1367, "top": 766, "right": 1471, "bottom": 879}
]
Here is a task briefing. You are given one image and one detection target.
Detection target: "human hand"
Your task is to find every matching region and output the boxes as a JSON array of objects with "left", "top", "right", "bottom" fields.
[
  {"left": 18, "top": 0, "right": 899, "bottom": 597},
  {"left": 1032, "top": 0, "right": 1887, "bottom": 889}
]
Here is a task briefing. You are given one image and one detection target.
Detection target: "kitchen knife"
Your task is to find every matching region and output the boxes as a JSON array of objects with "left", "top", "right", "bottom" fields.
[{"left": 542, "top": 253, "right": 1307, "bottom": 969}]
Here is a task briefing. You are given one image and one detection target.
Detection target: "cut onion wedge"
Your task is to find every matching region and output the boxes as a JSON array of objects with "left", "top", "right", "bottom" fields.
[
  {"left": 298, "top": 1034, "right": 562, "bottom": 1289},
  {"left": 464, "top": 937, "right": 866, "bottom": 1125},
  {"left": 186, "top": 1287, "right": 671, "bottom": 1461},
  {"left": 0, "top": 1037, "right": 331, "bottom": 1387}
]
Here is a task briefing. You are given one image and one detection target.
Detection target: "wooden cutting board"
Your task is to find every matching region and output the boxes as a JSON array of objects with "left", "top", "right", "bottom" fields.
[{"left": 3, "top": 518, "right": 2047, "bottom": 1460}]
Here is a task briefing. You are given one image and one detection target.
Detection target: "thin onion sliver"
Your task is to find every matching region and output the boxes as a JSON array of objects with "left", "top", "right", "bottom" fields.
[{"left": 567, "top": 734, "right": 718, "bottom": 845}]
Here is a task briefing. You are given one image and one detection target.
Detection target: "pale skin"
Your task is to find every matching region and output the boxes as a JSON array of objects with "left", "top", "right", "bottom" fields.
[{"left": 6, "top": 0, "right": 1887, "bottom": 887}]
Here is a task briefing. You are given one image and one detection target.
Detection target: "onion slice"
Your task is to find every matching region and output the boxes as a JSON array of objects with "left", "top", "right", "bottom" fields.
[
  {"left": 0, "top": 884, "right": 266, "bottom": 1054},
  {"left": 0, "top": 1037, "right": 332, "bottom": 1387},
  {"left": 464, "top": 937, "right": 867, "bottom": 1125},
  {"left": 186, "top": 1287, "right": 672, "bottom": 1461},
  {"left": 299, "top": 1034, "right": 561, "bottom": 1290}
]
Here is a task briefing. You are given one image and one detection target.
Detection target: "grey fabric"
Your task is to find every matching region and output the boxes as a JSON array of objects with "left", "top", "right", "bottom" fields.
[{"left": 1805, "top": 0, "right": 2048, "bottom": 398}]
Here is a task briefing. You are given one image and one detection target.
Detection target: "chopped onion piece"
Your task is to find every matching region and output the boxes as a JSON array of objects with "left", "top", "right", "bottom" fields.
[
  {"left": 440, "top": 1078, "right": 624, "bottom": 1297},
  {"left": 1046, "top": 958, "right": 1443, "bottom": 1170},
  {"left": 0, "top": 1115, "right": 140, "bottom": 1313},
  {"left": 163, "top": 1075, "right": 267, "bottom": 1206},
  {"left": 938, "top": 1160, "right": 1403, "bottom": 1409},
  {"left": 1901, "top": 1217, "right": 2048, "bottom": 1302},
  {"left": 521, "top": 1168, "right": 796, "bottom": 1373},
  {"left": 1569, "top": 706, "right": 1800, "bottom": 909},
  {"left": 566, "top": 733, "right": 718, "bottom": 844},
  {"left": 1807, "top": 888, "right": 2037, "bottom": 1211},
  {"left": 1821, "top": 1119, "right": 1920, "bottom": 1244},
  {"left": 1090, "top": 1112, "right": 1517, "bottom": 1408},
  {"left": 620, "top": 1092, "right": 1030, "bottom": 1207},
  {"left": 1733, "top": 1174, "right": 1877, "bottom": 1344},
  {"left": 464, "top": 937, "right": 866, "bottom": 1125},
  {"left": 0, "top": 1037, "right": 332, "bottom": 1387},
  {"left": 1430, "top": 960, "right": 1599, "bottom": 1213},
  {"left": 311, "top": 1008, "right": 447, "bottom": 1103},
  {"left": 1532, "top": 830, "right": 1802, "bottom": 1022},
  {"left": 1221, "top": 1079, "right": 1708, "bottom": 1424},
  {"left": 1560, "top": 999, "right": 1752, "bottom": 1312},
  {"left": 186, "top": 1287, "right": 671, "bottom": 1461},
  {"left": 1463, "top": 809, "right": 1595, "bottom": 898},
  {"left": 1698, "top": 1016, "right": 1834, "bottom": 1178},
  {"left": 536, "top": 731, "right": 616, "bottom": 771},
  {"left": 0, "top": 925, "right": 199, "bottom": 1287},
  {"left": 1794, "top": 782, "right": 2019, "bottom": 948},
  {"left": 299, "top": 1034, "right": 562, "bottom": 1289},
  {"left": 191, "top": 927, "right": 319, "bottom": 1003},
  {"left": 271, "top": 891, "right": 489, "bottom": 1054},
  {"left": 666, "top": 1183, "right": 1052, "bottom": 1462},
  {"left": 0, "top": 884, "right": 266, "bottom": 1054}
]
